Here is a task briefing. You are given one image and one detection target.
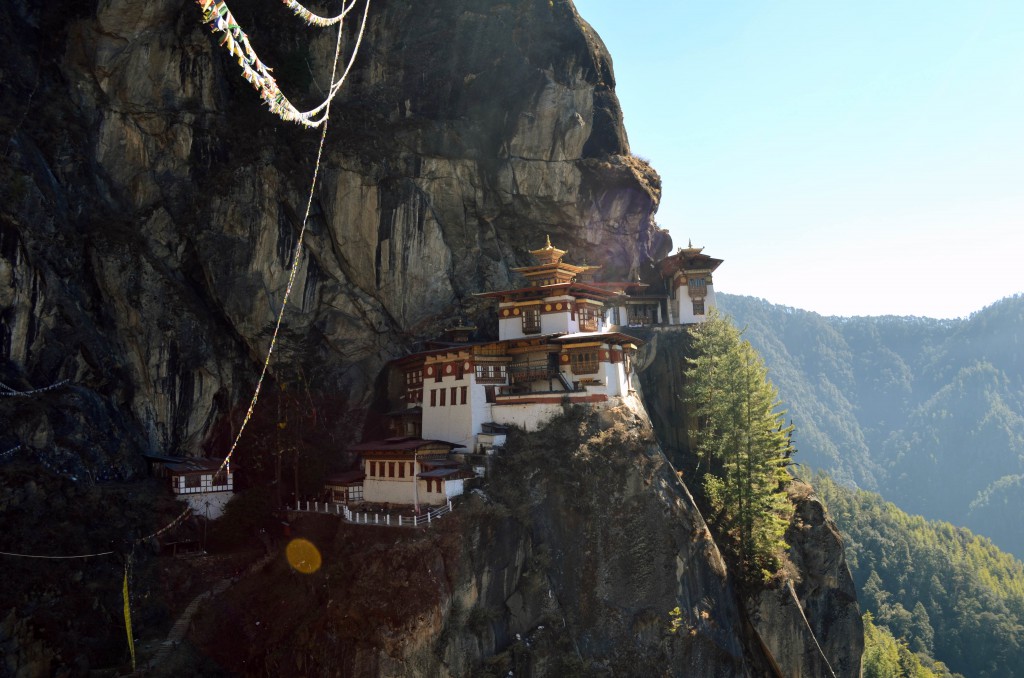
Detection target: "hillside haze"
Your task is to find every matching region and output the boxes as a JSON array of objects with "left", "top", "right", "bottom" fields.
[{"left": 719, "top": 293, "right": 1024, "bottom": 558}]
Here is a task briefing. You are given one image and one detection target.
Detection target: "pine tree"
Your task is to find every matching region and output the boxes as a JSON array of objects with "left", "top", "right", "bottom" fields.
[{"left": 684, "top": 310, "right": 793, "bottom": 576}]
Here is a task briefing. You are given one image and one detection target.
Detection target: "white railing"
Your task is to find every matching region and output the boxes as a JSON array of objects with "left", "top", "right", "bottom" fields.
[{"left": 289, "top": 499, "right": 453, "bottom": 527}]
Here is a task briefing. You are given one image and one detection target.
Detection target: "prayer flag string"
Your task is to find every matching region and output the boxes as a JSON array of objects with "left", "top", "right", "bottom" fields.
[
  {"left": 123, "top": 556, "right": 136, "bottom": 672},
  {"left": 194, "top": 0, "right": 370, "bottom": 126},
  {"left": 0, "top": 444, "right": 21, "bottom": 459},
  {"left": 281, "top": 0, "right": 358, "bottom": 27},
  {"left": 0, "top": 379, "right": 70, "bottom": 397}
]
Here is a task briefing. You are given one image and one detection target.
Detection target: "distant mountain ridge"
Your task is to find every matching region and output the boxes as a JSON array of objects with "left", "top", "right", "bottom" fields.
[{"left": 717, "top": 293, "right": 1024, "bottom": 558}]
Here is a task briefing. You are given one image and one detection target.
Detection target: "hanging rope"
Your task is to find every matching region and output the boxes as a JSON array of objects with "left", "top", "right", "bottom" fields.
[
  {"left": 0, "top": 379, "right": 70, "bottom": 397},
  {"left": 281, "top": 0, "right": 358, "bottom": 27},
  {"left": 195, "top": 0, "right": 371, "bottom": 126}
]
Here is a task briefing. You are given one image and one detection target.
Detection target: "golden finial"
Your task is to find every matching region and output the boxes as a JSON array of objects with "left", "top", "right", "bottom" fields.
[{"left": 545, "top": 234, "right": 552, "bottom": 248}]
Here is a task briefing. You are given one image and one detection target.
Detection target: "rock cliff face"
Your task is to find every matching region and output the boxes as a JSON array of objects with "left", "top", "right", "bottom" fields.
[
  {"left": 0, "top": 1, "right": 859, "bottom": 675},
  {"left": 1, "top": 0, "right": 663, "bottom": 463}
]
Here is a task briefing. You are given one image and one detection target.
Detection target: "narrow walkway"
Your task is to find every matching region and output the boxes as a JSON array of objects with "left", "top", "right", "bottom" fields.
[{"left": 133, "top": 550, "right": 276, "bottom": 675}]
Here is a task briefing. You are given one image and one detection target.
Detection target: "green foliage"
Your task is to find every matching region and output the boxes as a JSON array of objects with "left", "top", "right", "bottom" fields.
[
  {"left": 684, "top": 310, "right": 793, "bottom": 576},
  {"left": 863, "top": 613, "right": 959, "bottom": 678},
  {"left": 818, "top": 474, "right": 1022, "bottom": 678}
]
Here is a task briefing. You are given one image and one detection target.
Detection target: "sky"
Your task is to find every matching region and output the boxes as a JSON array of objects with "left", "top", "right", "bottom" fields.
[{"left": 576, "top": 1, "right": 1024, "bottom": 318}]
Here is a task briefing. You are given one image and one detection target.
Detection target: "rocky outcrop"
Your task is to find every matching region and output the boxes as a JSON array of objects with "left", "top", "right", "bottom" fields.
[
  {"left": 746, "top": 484, "right": 864, "bottom": 678},
  {"left": 637, "top": 329, "right": 864, "bottom": 677},
  {"left": 187, "top": 403, "right": 862, "bottom": 677}
]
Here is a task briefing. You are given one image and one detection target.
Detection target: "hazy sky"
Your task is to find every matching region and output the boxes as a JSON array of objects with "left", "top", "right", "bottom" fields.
[{"left": 577, "top": 1, "right": 1024, "bottom": 318}]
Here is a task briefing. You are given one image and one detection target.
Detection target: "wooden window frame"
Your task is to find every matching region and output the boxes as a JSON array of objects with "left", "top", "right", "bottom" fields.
[
  {"left": 522, "top": 307, "right": 541, "bottom": 334},
  {"left": 570, "top": 350, "right": 600, "bottom": 375}
]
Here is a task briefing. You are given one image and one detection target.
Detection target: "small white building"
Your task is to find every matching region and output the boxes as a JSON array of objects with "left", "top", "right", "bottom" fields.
[
  {"left": 657, "top": 243, "right": 723, "bottom": 325},
  {"left": 161, "top": 457, "right": 234, "bottom": 520}
]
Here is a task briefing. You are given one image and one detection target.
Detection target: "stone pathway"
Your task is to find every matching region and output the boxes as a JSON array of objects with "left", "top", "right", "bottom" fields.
[{"left": 132, "top": 550, "right": 276, "bottom": 675}]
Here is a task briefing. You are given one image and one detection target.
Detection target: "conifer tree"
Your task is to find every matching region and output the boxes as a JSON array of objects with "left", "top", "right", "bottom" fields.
[{"left": 684, "top": 310, "right": 793, "bottom": 576}]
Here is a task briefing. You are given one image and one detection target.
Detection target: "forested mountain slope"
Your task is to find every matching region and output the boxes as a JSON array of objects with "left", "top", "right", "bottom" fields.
[
  {"left": 816, "top": 475, "right": 1024, "bottom": 678},
  {"left": 718, "top": 294, "right": 1024, "bottom": 558}
]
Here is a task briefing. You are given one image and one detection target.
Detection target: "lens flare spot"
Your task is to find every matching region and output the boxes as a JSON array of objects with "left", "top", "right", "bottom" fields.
[{"left": 285, "top": 538, "right": 321, "bottom": 574}]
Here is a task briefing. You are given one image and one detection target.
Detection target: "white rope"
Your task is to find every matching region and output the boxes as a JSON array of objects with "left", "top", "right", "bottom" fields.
[{"left": 0, "top": 548, "right": 115, "bottom": 559}]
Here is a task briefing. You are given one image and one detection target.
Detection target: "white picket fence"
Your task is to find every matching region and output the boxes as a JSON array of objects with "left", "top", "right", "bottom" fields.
[{"left": 289, "top": 499, "right": 453, "bottom": 527}]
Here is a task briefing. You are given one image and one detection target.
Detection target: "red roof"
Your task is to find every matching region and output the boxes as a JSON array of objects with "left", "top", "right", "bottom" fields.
[
  {"left": 551, "top": 331, "right": 643, "bottom": 346},
  {"left": 348, "top": 437, "right": 460, "bottom": 452}
]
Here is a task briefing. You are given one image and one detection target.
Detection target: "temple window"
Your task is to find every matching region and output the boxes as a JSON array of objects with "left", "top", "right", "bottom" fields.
[
  {"left": 475, "top": 364, "right": 505, "bottom": 383},
  {"left": 571, "top": 351, "right": 599, "bottom": 375},
  {"left": 688, "top": 277, "right": 706, "bottom": 297},
  {"left": 692, "top": 299, "right": 705, "bottom": 315},
  {"left": 522, "top": 307, "right": 541, "bottom": 334},
  {"left": 430, "top": 390, "right": 437, "bottom": 407},
  {"left": 450, "top": 386, "right": 457, "bottom": 404},
  {"left": 461, "top": 386, "right": 468, "bottom": 404},
  {"left": 440, "top": 389, "right": 447, "bottom": 406}
]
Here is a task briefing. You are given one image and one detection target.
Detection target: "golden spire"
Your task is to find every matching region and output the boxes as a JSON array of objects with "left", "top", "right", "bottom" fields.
[{"left": 529, "top": 236, "right": 567, "bottom": 265}]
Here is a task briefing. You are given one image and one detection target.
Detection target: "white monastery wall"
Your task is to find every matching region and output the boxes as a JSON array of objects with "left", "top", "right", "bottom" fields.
[
  {"left": 498, "top": 315, "right": 525, "bottom": 340},
  {"left": 181, "top": 490, "right": 233, "bottom": 520},
  {"left": 675, "top": 284, "right": 716, "bottom": 324},
  {"left": 444, "top": 478, "right": 465, "bottom": 499},
  {"left": 491, "top": 401, "right": 565, "bottom": 431},
  {"left": 364, "top": 476, "right": 416, "bottom": 504}
]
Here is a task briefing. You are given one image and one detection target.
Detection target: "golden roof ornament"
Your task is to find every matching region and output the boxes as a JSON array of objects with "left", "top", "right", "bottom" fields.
[{"left": 530, "top": 235, "right": 567, "bottom": 265}]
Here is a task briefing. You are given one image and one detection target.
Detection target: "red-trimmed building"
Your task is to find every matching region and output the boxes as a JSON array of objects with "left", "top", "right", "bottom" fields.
[
  {"left": 385, "top": 238, "right": 645, "bottom": 450},
  {"left": 341, "top": 238, "right": 722, "bottom": 505},
  {"left": 349, "top": 437, "right": 465, "bottom": 508}
]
